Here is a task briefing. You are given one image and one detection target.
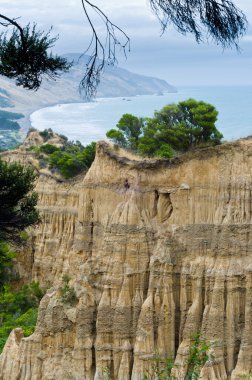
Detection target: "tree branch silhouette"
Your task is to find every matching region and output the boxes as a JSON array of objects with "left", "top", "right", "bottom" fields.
[
  {"left": 0, "top": 1, "right": 248, "bottom": 96},
  {"left": 80, "top": 0, "right": 247, "bottom": 98},
  {"left": 80, "top": 0, "right": 130, "bottom": 99},
  {"left": 0, "top": 16, "right": 71, "bottom": 90}
]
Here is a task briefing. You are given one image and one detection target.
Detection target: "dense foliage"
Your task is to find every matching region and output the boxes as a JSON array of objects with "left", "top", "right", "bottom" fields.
[
  {"left": 32, "top": 137, "right": 96, "bottom": 179},
  {"left": 0, "top": 159, "right": 39, "bottom": 237},
  {"left": 0, "top": 0, "right": 247, "bottom": 96},
  {"left": 60, "top": 275, "right": 78, "bottom": 306},
  {"left": 0, "top": 241, "right": 16, "bottom": 288},
  {"left": 0, "top": 281, "right": 44, "bottom": 352},
  {"left": 106, "top": 99, "right": 223, "bottom": 158},
  {"left": 49, "top": 141, "right": 96, "bottom": 178},
  {"left": 106, "top": 114, "right": 145, "bottom": 150},
  {"left": 0, "top": 148, "right": 39, "bottom": 243},
  {"left": 0, "top": 156, "right": 43, "bottom": 353},
  {"left": 0, "top": 24, "right": 71, "bottom": 90}
]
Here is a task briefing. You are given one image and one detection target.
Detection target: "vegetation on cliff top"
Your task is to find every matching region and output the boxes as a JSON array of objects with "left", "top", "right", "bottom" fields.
[
  {"left": 25, "top": 99, "right": 223, "bottom": 181},
  {"left": 107, "top": 99, "right": 223, "bottom": 158},
  {"left": 28, "top": 129, "right": 96, "bottom": 179},
  {"left": 48, "top": 141, "right": 96, "bottom": 178}
]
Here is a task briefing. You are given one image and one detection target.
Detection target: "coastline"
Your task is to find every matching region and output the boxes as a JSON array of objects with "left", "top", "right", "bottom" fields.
[
  {"left": 28, "top": 86, "right": 252, "bottom": 144},
  {"left": 2, "top": 85, "right": 252, "bottom": 148}
]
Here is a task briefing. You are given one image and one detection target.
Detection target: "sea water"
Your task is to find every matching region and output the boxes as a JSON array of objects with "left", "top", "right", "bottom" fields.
[{"left": 30, "top": 86, "right": 252, "bottom": 145}]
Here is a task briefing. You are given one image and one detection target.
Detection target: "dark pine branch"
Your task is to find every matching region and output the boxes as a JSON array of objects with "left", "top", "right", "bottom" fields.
[
  {"left": 0, "top": 17, "right": 71, "bottom": 90},
  {"left": 0, "top": 1, "right": 247, "bottom": 95},
  {"left": 149, "top": 0, "right": 247, "bottom": 48}
]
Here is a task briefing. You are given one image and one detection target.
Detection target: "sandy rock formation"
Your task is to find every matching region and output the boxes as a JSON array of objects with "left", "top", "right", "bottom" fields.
[
  {"left": 22, "top": 130, "right": 65, "bottom": 149},
  {"left": 0, "top": 139, "right": 252, "bottom": 379}
]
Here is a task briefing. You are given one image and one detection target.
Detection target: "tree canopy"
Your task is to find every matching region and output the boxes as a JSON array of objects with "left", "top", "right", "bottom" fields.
[
  {"left": 106, "top": 99, "right": 223, "bottom": 158},
  {"left": 0, "top": 159, "right": 40, "bottom": 302},
  {"left": 0, "top": 22, "right": 71, "bottom": 90},
  {"left": 48, "top": 141, "right": 96, "bottom": 179},
  {"left": 28, "top": 132, "right": 97, "bottom": 179},
  {"left": 0, "top": 159, "right": 39, "bottom": 238},
  {"left": 0, "top": 1, "right": 248, "bottom": 96},
  {"left": 106, "top": 114, "right": 145, "bottom": 151}
]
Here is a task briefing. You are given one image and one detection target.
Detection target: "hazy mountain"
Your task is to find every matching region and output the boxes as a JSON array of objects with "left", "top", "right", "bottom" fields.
[
  {"left": 0, "top": 54, "right": 176, "bottom": 130},
  {"left": 64, "top": 54, "right": 176, "bottom": 97}
]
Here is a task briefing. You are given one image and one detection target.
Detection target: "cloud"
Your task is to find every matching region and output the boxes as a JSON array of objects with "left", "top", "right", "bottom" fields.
[{"left": 0, "top": 0, "right": 251, "bottom": 85}]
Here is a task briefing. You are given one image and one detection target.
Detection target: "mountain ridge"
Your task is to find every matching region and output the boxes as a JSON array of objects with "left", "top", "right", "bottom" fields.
[{"left": 0, "top": 54, "right": 176, "bottom": 131}]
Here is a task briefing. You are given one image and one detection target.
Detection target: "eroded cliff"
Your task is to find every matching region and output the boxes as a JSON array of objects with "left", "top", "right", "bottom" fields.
[{"left": 1, "top": 139, "right": 252, "bottom": 380}]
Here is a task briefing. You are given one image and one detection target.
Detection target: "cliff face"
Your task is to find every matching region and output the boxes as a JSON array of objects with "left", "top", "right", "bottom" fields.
[{"left": 1, "top": 140, "right": 252, "bottom": 380}]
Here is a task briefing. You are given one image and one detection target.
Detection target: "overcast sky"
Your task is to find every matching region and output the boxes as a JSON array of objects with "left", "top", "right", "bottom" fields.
[{"left": 1, "top": 0, "right": 252, "bottom": 86}]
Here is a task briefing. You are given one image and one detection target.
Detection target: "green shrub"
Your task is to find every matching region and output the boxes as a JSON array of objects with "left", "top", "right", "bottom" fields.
[
  {"left": 27, "top": 145, "right": 40, "bottom": 153},
  {"left": 0, "top": 282, "right": 44, "bottom": 352},
  {"left": 27, "top": 127, "right": 37, "bottom": 135},
  {"left": 39, "top": 144, "right": 60, "bottom": 154},
  {"left": 155, "top": 144, "right": 174, "bottom": 159},
  {"left": 26, "top": 133, "right": 96, "bottom": 179},
  {"left": 143, "top": 333, "right": 213, "bottom": 380},
  {"left": 39, "top": 128, "right": 54, "bottom": 142},
  {"left": 60, "top": 275, "right": 78, "bottom": 305},
  {"left": 49, "top": 141, "right": 96, "bottom": 179},
  {"left": 0, "top": 242, "right": 16, "bottom": 288},
  {"left": 0, "top": 159, "right": 39, "bottom": 235},
  {"left": 19, "top": 231, "right": 29, "bottom": 242},
  {"left": 103, "top": 367, "right": 113, "bottom": 380}
]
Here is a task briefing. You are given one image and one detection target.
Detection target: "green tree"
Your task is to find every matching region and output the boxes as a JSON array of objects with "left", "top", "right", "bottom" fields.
[
  {"left": 178, "top": 99, "right": 222, "bottom": 145},
  {"left": 0, "top": 242, "right": 16, "bottom": 288},
  {"left": 138, "top": 99, "right": 222, "bottom": 157},
  {"left": 0, "top": 282, "right": 44, "bottom": 352},
  {"left": 106, "top": 113, "right": 145, "bottom": 150},
  {"left": 48, "top": 141, "right": 96, "bottom": 179},
  {"left": 139, "top": 104, "right": 188, "bottom": 155},
  {"left": 0, "top": 1, "right": 247, "bottom": 96},
  {"left": 0, "top": 23, "right": 71, "bottom": 90},
  {"left": 0, "top": 158, "right": 42, "bottom": 353},
  {"left": 0, "top": 159, "right": 39, "bottom": 286},
  {"left": 0, "top": 160, "right": 39, "bottom": 236},
  {"left": 106, "top": 129, "right": 127, "bottom": 147}
]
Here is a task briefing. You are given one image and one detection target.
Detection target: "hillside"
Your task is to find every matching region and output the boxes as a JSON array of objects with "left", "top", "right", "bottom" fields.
[
  {"left": 0, "top": 135, "right": 252, "bottom": 379},
  {"left": 0, "top": 54, "right": 176, "bottom": 130},
  {"left": 0, "top": 54, "right": 176, "bottom": 149}
]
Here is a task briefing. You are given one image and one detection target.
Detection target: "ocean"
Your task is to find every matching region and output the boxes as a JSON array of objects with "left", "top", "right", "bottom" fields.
[{"left": 30, "top": 86, "right": 252, "bottom": 145}]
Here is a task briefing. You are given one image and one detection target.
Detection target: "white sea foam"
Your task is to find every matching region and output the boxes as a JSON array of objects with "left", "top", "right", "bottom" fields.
[
  {"left": 30, "top": 101, "right": 104, "bottom": 144},
  {"left": 30, "top": 87, "right": 252, "bottom": 145}
]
